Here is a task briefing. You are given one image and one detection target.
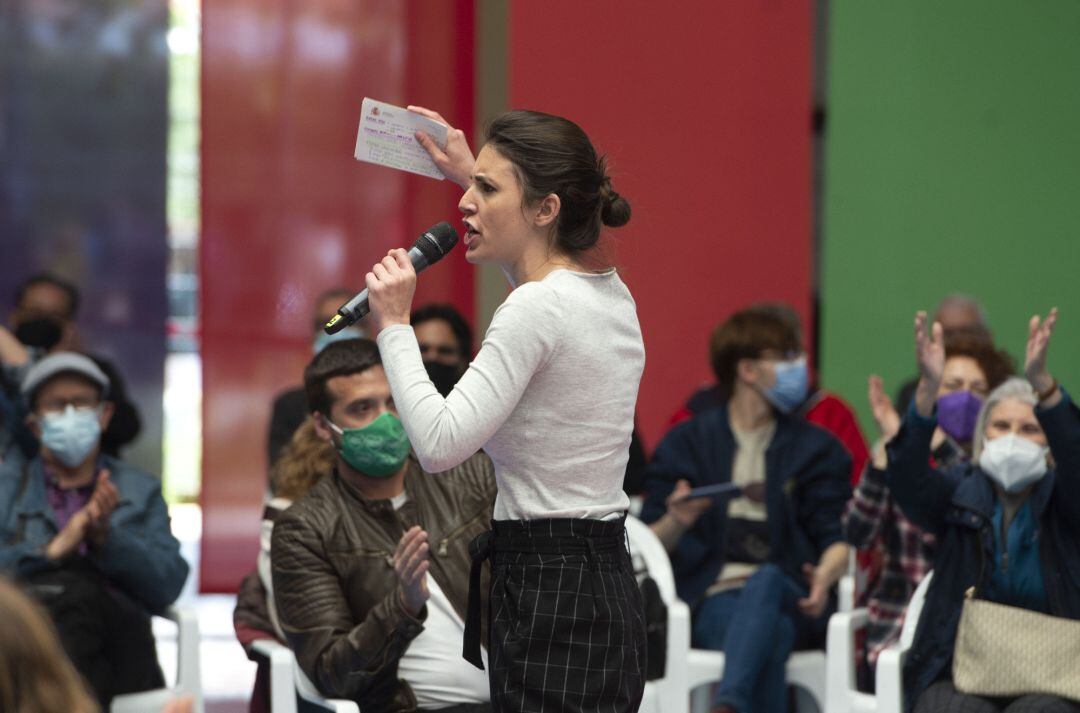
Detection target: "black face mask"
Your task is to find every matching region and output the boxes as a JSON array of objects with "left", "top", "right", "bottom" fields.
[
  {"left": 423, "top": 361, "right": 464, "bottom": 397},
  {"left": 14, "top": 317, "right": 64, "bottom": 350}
]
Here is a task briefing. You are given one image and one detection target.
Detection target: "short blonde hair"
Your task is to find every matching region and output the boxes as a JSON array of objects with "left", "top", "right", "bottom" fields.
[{"left": 972, "top": 377, "right": 1038, "bottom": 460}]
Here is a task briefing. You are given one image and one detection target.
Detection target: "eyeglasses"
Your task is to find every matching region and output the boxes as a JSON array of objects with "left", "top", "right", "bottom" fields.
[{"left": 38, "top": 398, "right": 100, "bottom": 415}]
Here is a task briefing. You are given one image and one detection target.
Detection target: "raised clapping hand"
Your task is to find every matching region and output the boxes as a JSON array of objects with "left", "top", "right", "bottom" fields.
[
  {"left": 408, "top": 105, "right": 475, "bottom": 189},
  {"left": 366, "top": 249, "right": 417, "bottom": 335},
  {"left": 912, "top": 311, "right": 946, "bottom": 418},
  {"left": 394, "top": 526, "right": 430, "bottom": 617},
  {"left": 1025, "top": 308, "right": 1060, "bottom": 405},
  {"left": 867, "top": 375, "right": 902, "bottom": 468},
  {"left": 45, "top": 470, "right": 119, "bottom": 560},
  {"left": 868, "top": 375, "right": 901, "bottom": 441},
  {"left": 85, "top": 470, "right": 119, "bottom": 549}
]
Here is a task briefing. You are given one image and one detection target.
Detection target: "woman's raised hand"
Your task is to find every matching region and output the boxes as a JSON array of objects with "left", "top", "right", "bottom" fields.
[
  {"left": 408, "top": 105, "right": 475, "bottom": 189},
  {"left": 868, "top": 375, "right": 901, "bottom": 440},
  {"left": 914, "top": 311, "right": 945, "bottom": 389},
  {"left": 913, "top": 311, "right": 945, "bottom": 418},
  {"left": 1025, "top": 308, "right": 1059, "bottom": 398}
]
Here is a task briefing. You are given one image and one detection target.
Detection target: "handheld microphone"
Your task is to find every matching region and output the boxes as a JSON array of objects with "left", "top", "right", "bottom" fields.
[{"left": 324, "top": 221, "right": 459, "bottom": 334}]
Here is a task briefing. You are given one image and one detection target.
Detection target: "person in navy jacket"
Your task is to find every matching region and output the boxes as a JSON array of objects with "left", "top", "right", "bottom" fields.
[{"left": 642, "top": 307, "right": 851, "bottom": 713}]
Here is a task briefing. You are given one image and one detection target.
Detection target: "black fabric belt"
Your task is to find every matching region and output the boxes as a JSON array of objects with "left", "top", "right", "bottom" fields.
[{"left": 462, "top": 519, "right": 627, "bottom": 670}]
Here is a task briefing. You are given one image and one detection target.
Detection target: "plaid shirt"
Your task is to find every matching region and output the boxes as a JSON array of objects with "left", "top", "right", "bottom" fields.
[{"left": 843, "top": 464, "right": 935, "bottom": 665}]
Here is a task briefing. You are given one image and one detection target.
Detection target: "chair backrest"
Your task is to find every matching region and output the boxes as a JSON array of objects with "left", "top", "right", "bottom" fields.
[
  {"left": 899, "top": 570, "right": 934, "bottom": 649},
  {"left": 624, "top": 516, "right": 679, "bottom": 605}
]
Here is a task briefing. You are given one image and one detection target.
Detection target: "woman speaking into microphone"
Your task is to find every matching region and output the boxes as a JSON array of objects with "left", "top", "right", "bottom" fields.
[{"left": 365, "top": 108, "right": 646, "bottom": 713}]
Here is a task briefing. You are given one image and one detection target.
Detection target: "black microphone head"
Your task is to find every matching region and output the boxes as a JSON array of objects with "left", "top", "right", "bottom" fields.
[
  {"left": 413, "top": 221, "right": 459, "bottom": 265},
  {"left": 324, "top": 312, "right": 351, "bottom": 335}
]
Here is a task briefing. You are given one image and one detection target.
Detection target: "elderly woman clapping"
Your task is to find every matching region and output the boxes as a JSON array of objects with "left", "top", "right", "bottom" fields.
[{"left": 886, "top": 308, "right": 1080, "bottom": 713}]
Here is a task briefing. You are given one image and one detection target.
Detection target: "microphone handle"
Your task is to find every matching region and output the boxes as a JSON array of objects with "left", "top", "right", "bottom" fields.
[{"left": 325, "top": 246, "right": 430, "bottom": 333}]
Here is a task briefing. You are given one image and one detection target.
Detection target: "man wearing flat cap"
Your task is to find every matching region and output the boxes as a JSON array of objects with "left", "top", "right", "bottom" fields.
[{"left": 0, "top": 352, "right": 189, "bottom": 707}]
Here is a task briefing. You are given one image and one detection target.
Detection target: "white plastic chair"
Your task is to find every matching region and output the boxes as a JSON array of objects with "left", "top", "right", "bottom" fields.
[
  {"left": 111, "top": 606, "right": 203, "bottom": 713},
  {"left": 623, "top": 516, "right": 827, "bottom": 713},
  {"left": 825, "top": 570, "right": 935, "bottom": 713},
  {"left": 625, "top": 516, "right": 694, "bottom": 712},
  {"left": 251, "top": 638, "right": 360, "bottom": 713}
]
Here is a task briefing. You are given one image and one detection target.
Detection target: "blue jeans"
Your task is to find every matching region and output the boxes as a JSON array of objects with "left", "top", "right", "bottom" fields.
[{"left": 691, "top": 564, "right": 822, "bottom": 713}]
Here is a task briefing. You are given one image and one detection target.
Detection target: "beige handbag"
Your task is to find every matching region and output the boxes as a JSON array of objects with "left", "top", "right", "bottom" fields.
[{"left": 953, "top": 587, "right": 1080, "bottom": 701}]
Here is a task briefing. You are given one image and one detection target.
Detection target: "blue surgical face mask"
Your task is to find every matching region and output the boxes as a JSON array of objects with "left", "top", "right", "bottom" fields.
[
  {"left": 762, "top": 356, "right": 809, "bottom": 414},
  {"left": 313, "top": 326, "right": 366, "bottom": 355},
  {"left": 40, "top": 405, "right": 102, "bottom": 468}
]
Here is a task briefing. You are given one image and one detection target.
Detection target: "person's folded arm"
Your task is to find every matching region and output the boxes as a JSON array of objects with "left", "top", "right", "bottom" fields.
[
  {"left": 884, "top": 404, "right": 959, "bottom": 535},
  {"left": 93, "top": 486, "right": 189, "bottom": 612},
  {"left": 377, "top": 282, "right": 563, "bottom": 473},
  {"left": 640, "top": 423, "right": 711, "bottom": 565},
  {"left": 271, "top": 516, "right": 425, "bottom": 700},
  {"left": 798, "top": 436, "right": 853, "bottom": 555},
  {"left": 0, "top": 466, "right": 61, "bottom": 577}
]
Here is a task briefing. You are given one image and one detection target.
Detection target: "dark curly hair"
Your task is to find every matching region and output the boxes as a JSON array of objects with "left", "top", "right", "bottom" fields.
[{"left": 944, "top": 330, "right": 1015, "bottom": 392}]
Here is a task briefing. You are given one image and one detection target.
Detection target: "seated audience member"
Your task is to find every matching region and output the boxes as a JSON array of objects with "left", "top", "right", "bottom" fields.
[
  {"left": 671, "top": 302, "right": 869, "bottom": 485},
  {"left": 0, "top": 353, "right": 189, "bottom": 707},
  {"left": 890, "top": 310, "right": 1080, "bottom": 713},
  {"left": 844, "top": 332, "right": 1014, "bottom": 684},
  {"left": 894, "top": 293, "right": 993, "bottom": 413},
  {"left": 9, "top": 274, "right": 142, "bottom": 458},
  {"left": 260, "top": 416, "right": 335, "bottom": 638},
  {"left": 272, "top": 338, "right": 496, "bottom": 713},
  {"left": 267, "top": 287, "right": 363, "bottom": 470},
  {"left": 0, "top": 576, "right": 98, "bottom": 713},
  {"left": 642, "top": 307, "right": 852, "bottom": 713},
  {"left": 410, "top": 303, "right": 473, "bottom": 396},
  {"left": 234, "top": 417, "right": 336, "bottom": 713}
]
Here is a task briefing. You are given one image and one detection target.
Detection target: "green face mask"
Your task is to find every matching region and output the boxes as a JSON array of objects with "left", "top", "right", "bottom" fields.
[{"left": 327, "top": 412, "right": 411, "bottom": 478}]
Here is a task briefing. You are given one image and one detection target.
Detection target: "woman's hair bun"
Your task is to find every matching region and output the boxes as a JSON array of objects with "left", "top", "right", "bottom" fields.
[{"left": 600, "top": 183, "right": 631, "bottom": 228}]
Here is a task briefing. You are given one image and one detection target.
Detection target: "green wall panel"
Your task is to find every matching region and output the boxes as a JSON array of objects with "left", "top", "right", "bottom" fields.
[{"left": 820, "top": 1, "right": 1080, "bottom": 440}]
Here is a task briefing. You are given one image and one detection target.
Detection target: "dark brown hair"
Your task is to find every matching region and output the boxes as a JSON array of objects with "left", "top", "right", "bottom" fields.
[
  {"left": 411, "top": 303, "right": 474, "bottom": 359},
  {"left": 944, "top": 331, "right": 1015, "bottom": 391},
  {"left": 484, "top": 110, "right": 631, "bottom": 253},
  {"left": 709, "top": 307, "right": 801, "bottom": 398},
  {"left": 303, "top": 338, "right": 382, "bottom": 416}
]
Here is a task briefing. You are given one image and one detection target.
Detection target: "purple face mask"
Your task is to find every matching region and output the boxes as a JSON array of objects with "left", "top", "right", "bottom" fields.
[{"left": 936, "top": 390, "right": 983, "bottom": 443}]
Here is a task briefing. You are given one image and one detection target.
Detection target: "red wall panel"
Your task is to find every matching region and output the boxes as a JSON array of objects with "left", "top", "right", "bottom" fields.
[
  {"left": 508, "top": 1, "right": 815, "bottom": 449},
  {"left": 200, "top": 0, "right": 473, "bottom": 592}
]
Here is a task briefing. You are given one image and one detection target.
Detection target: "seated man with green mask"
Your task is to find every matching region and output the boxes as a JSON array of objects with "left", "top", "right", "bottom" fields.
[{"left": 271, "top": 338, "right": 496, "bottom": 713}]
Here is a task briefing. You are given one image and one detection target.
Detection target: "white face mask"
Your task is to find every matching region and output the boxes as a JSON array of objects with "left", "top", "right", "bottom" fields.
[
  {"left": 978, "top": 433, "right": 1049, "bottom": 494},
  {"left": 40, "top": 405, "right": 102, "bottom": 468}
]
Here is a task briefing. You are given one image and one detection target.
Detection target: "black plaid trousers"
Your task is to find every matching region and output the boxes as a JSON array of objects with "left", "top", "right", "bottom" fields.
[{"left": 469, "top": 517, "right": 647, "bottom": 713}]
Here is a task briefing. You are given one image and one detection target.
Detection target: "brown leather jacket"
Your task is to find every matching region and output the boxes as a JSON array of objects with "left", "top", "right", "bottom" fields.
[{"left": 271, "top": 453, "right": 495, "bottom": 712}]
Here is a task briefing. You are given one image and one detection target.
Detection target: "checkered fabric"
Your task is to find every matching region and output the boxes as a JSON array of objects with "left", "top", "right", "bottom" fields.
[
  {"left": 844, "top": 465, "right": 936, "bottom": 665},
  {"left": 483, "top": 518, "right": 647, "bottom": 713}
]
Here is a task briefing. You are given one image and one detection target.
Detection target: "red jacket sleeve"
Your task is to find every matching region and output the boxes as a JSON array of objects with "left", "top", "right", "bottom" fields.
[{"left": 805, "top": 392, "right": 870, "bottom": 486}]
